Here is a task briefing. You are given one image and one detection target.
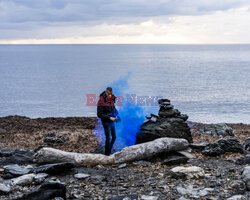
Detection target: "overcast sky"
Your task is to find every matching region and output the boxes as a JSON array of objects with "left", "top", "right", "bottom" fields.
[{"left": 1, "top": 0, "right": 250, "bottom": 44}]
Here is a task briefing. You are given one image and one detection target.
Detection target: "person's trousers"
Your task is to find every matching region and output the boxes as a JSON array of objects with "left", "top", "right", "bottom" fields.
[{"left": 102, "top": 121, "right": 116, "bottom": 155}]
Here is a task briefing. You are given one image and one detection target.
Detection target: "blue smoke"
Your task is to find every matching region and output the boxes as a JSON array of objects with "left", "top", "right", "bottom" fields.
[{"left": 94, "top": 73, "right": 155, "bottom": 151}]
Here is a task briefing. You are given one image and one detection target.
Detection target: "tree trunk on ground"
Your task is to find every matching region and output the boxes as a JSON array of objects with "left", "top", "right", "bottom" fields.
[{"left": 33, "top": 137, "right": 188, "bottom": 166}]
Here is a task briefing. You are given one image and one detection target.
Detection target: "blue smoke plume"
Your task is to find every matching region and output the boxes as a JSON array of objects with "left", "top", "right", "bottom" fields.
[{"left": 94, "top": 73, "right": 155, "bottom": 151}]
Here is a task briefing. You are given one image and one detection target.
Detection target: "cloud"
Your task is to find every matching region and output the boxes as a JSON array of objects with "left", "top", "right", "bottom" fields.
[{"left": 0, "top": 0, "right": 250, "bottom": 43}]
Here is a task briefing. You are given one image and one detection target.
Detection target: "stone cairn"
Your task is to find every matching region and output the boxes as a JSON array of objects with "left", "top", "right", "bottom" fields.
[{"left": 136, "top": 99, "right": 193, "bottom": 144}]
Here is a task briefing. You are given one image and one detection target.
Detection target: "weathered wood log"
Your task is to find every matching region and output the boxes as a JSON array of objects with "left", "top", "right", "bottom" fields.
[{"left": 33, "top": 137, "right": 188, "bottom": 166}]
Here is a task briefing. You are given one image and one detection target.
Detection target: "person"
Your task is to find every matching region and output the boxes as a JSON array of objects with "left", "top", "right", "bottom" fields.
[{"left": 97, "top": 87, "right": 119, "bottom": 155}]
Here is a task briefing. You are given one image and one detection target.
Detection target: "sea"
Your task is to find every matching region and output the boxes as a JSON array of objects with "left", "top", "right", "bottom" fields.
[{"left": 0, "top": 44, "right": 249, "bottom": 123}]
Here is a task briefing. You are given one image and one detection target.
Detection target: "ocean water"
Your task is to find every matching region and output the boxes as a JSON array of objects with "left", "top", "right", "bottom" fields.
[{"left": 0, "top": 44, "right": 249, "bottom": 123}]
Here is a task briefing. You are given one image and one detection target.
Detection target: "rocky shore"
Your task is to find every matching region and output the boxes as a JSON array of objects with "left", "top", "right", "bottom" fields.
[{"left": 0, "top": 115, "right": 250, "bottom": 200}]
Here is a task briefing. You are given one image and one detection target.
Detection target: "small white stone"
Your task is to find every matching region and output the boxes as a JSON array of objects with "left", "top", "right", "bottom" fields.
[{"left": 74, "top": 173, "right": 90, "bottom": 179}]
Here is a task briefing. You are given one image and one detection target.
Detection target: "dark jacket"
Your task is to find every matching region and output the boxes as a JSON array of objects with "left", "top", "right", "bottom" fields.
[{"left": 97, "top": 91, "right": 118, "bottom": 123}]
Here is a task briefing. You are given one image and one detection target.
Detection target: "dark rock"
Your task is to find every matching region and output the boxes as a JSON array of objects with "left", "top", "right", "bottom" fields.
[
  {"left": 158, "top": 108, "right": 180, "bottom": 118},
  {"left": 3, "top": 164, "right": 31, "bottom": 179},
  {"left": 199, "top": 123, "right": 234, "bottom": 136},
  {"left": 158, "top": 99, "right": 170, "bottom": 104},
  {"left": 0, "top": 148, "right": 13, "bottom": 157},
  {"left": 202, "top": 138, "right": 243, "bottom": 156},
  {"left": 189, "top": 142, "right": 208, "bottom": 151},
  {"left": 0, "top": 128, "right": 6, "bottom": 134},
  {"left": 176, "top": 114, "right": 189, "bottom": 121},
  {"left": 0, "top": 149, "right": 34, "bottom": 166},
  {"left": 145, "top": 151, "right": 189, "bottom": 165},
  {"left": 236, "top": 154, "right": 250, "bottom": 165},
  {"left": 34, "top": 162, "right": 75, "bottom": 175},
  {"left": 137, "top": 117, "right": 192, "bottom": 144},
  {"left": 44, "top": 131, "right": 67, "bottom": 144},
  {"left": 243, "top": 137, "right": 250, "bottom": 152},
  {"left": 242, "top": 166, "right": 250, "bottom": 190},
  {"left": 16, "top": 181, "right": 66, "bottom": 200},
  {"left": 108, "top": 194, "right": 139, "bottom": 200}
]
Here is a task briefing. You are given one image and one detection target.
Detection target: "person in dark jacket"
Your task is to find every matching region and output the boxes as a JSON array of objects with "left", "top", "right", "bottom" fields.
[{"left": 97, "top": 87, "right": 118, "bottom": 155}]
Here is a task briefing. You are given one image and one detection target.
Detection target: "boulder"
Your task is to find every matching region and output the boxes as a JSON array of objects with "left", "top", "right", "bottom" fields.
[
  {"left": 34, "top": 173, "right": 49, "bottom": 185},
  {"left": 136, "top": 99, "right": 192, "bottom": 144},
  {"left": 199, "top": 123, "right": 234, "bottom": 136},
  {"left": 170, "top": 166, "right": 205, "bottom": 179},
  {"left": 242, "top": 166, "right": 250, "bottom": 190},
  {"left": 16, "top": 181, "right": 66, "bottom": 200},
  {"left": 202, "top": 138, "right": 243, "bottom": 156},
  {"left": 74, "top": 173, "right": 90, "bottom": 179},
  {"left": 137, "top": 118, "right": 192, "bottom": 144},
  {"left": 33, "top": 137, "right": 189, "bottom": 166},
  {"left": 34, "top": 162, "right": 75, "bottom": 175}
]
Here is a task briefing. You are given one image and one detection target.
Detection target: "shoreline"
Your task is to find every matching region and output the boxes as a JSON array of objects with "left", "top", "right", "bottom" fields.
[{"left": 0, "top": 115, "right": 249, "bottom": 154}]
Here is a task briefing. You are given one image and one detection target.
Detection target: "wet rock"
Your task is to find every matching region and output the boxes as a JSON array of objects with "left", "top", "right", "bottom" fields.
[
  {"left": 34, "top": 162, "right": 75, "bottom": 175},
  {"left": 17, "top": 181, "right": 66, "bottom": 200},
  {"left": 74, "top": 173, "right": 90, "bottom": 179},
  {"left": 10, "top": 173, "right": 36, "bottom": 186},
  {"left": 108, "top": 194, "right": 138, "bottom": 200},
  {"left": 0, "top": 148, "right": 13, "bottom": 157},
  {"left": 136, "top": 99, "right": 192, "bottom": 144},
  {"left": 199, "top": 123, "right": 234, "bottom": 136},
  {"left": 242, "top": 166, "right": 250, "bottom": 190},
  {"left": 202, "top": 138, "right": 243, "bottom": 156},
  {"left": 170, "top": 166, "right": 205, "bottom": 179},
  {"left": 0, "top": 183, "right": 10, "bottom": 195},
  {"left": 3, "top": 164, "right": 31, "bottom": 179},
  {"left": 44, "top": 131, "right": 67, "bottom": 144}
]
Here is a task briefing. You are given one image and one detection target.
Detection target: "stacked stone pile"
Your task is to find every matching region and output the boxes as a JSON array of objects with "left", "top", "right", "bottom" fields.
[{"left": 136, "top": 99, "right": 193, "bottom": 144}]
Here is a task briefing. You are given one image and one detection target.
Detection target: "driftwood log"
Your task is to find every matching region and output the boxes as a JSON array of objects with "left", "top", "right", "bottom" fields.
[{"left": 33, "top": 137, "right": 189, "bottom": 166}]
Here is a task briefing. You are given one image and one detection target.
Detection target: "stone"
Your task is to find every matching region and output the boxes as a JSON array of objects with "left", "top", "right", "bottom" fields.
[
  {"left": 227, "top": 195, "right": 245, "bottom": 200},
  {"left": 10, "top": 173, "right": 36, "bottom": 186},
  {"left": 148, "top": 151, "right": 189, "bottom": 165},
  {"left": 189, "top": 142, "right": 208, "bottom": 151},
  {"left": 141, "top": 195, "right": 158, "bottom": 200},
  {"left": 3, "top": 164, "right": 31, "bottom": 179},
  {"left": 200, "top": 123, "right": 234, "bottom": 136},
  {"left": 74, "top": 173, "right": 90, "bottom": 179},
  {"left": 33, "top": 137, "right": 189, "bottom": 166},
  {"left": 202, "top": 138, "right": 243, "bottom": 156},
  {"left": 0, "top": 147, "right": 13, "bottom": 157},
  {"left": 170, "top": 166, "right": 205, "bottom": 179},
  {"left": 158, "top": 108, "right": 180, "bottom": 118},
  {"left": 243, "top": 137, "right": 250, "bottom": 152},
  {"left": 34, "top": 162, "right": 75, "bottom": 174},
  {"left": 0, "top": 128, "right": 6, "bottom": 134},
  {"left": 34, "top": 173, "right": 49, "bottom": 184},
  {"left": 137, "top": 118, "right": 192, "bottom": 144},
  {"left": 242, "top": 166, "right": 250, "bottom": 190},
  {"left": 0, "top": 183, "right": 11, "bottom": 195},
  {"left": 44, "top": 131, "right": 67, "bottom": 144},
  {"left": 229, "top": 180, "right": 246, "bottom": 194},
  {"left": 176, "top": 186, "right": 213, "bottom": 197},
  {"left": 108, "top": 194, "right": 138, "bottom": 200},
  {"left": 118, "top": 163, "right": 127, "bottom": 169},
  {"left": 178, "top": 151, "right": 196, "bottom": 159},
  {"left": 17, "top": 181, "right": 66, "bottom": 200},
  {"left": 236, "top": 154, "right": 250, "bottom": 165}
]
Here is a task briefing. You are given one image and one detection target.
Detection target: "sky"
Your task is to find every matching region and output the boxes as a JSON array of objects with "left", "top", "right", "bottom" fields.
[{"left": 0, "top": 0, "right": 250, "bottom": 44}]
